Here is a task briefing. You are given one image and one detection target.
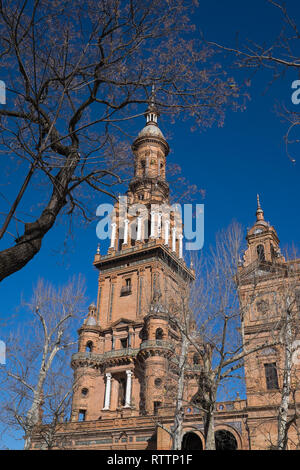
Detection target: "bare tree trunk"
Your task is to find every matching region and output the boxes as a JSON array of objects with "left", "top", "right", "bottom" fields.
[
  {"left": 172, "top": 334, "right": 189, "bottom": 450},
  {"left": 24, "top": 388, "right": 43, "bottom": 450},
  {"left": 204, "top": 408, "right": 216, "bottom": 450},
  {"left": 277, "top": 303, "right": 293, "bottom": 450},
  {"left": 197, "top": 366, "right": 217, "bottom": 450},
  {"left": 23, "top": 338, "right": 59, "bottom": 450}
]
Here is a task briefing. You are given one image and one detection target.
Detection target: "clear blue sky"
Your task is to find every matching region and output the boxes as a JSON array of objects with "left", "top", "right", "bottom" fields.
[{"left": 1, "top": 0, "right": 300, "bottom": 449}]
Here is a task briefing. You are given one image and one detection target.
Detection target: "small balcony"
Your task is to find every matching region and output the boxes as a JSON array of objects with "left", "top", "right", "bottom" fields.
[
  {"left": 139, "top": 339, "right": 175, "bottom": 352},
  {"left": 71, "top": 348, "right": 139, "bottom": 368}
]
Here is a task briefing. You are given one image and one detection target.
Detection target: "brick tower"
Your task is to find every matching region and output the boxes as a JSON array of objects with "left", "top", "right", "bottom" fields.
[
  {"left": 30, "top": 119, "right": 300, "bottom": 450},
  {"left": 69, "top": 95, "right": 195, "bottom": 444},
  {"left": 238, "top": 196, "right": 300, "bottom": 449}
]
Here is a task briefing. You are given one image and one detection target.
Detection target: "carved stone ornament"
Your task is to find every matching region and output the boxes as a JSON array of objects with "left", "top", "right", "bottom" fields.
[{"left": 256, "top": 299, "right": 269, "bottom": 315}]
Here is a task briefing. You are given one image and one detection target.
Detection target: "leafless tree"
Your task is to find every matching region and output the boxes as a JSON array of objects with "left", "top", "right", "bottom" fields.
[
  {"left": 0, "top": 0, "right": 243, "bottom": 282},
  {"left": 208, "top": 0, "right": 300, "bottom": 163},
  {"left": 0, "top": 276, "right": 86, "bottom": 450},
  {"left": 166, "top": 223, "right": 284, "bottom": 450}
]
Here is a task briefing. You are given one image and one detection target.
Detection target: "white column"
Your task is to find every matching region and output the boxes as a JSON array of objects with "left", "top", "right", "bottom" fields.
[
  {"left": 103, "top": 373, "right": 112, "bottom": 410},
  {"left": 150, "top": 211, "right": 156, "bottom": 238},
  {"left": 123, "top": 219, "right": 129, "bottom": 245},
  {"left": 164, "top": 220, "right": 170, "bottom": 245},
  {"left": 110, "top": 223, "right": 117, "bottom": 249},
  {"left": 172, "top": 227, "right": 177, "bottom": 252},
  {"left": 157, "top": 212, "right": 162, "bottom": 238},
  {"left": 137, "top": 216, "right": 142, "bottom": 241},
  {"left": 124, "top": 370, "right": 133, "bottom": 408},
  {"left": 178, "top": 233, "right": 183, "bottom": 259}
]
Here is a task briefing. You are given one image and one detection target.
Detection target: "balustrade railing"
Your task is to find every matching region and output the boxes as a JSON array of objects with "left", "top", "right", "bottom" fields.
[
  {"left": 72, "top": 348, "right": 139, "bottom": 363},
  {"left": 140, "top": 339, "right": 175, "bottom": 351}
]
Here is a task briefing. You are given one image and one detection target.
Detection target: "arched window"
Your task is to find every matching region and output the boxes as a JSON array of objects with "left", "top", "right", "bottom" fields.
[
  {"left": 257, "top": 244, "right": 265, "bottom": 262},
  {"left": 143, "top": 218, "right": 151, "bottom": 242},
  {"left": 86, "top": 341, "right": 93, "bottom": 352},
  {"left": 215, "top": 430, "right": 238, "bottom": 450},
  {"left": 140, "top": 327, "right": 148, "bottom": 341},
  {"left": 153, "top": 401, "right": 161, "bottom": 415},
  {"left": 271, "top": 244, "right": 277, "bottom": 261},
  {"left": 264, "top": 362, "right": 279, "bottom": 390},
  {"left": 193, "top": 353, "right": 201, "bottom": 365},
  {"left": 155, "top": 328, "right": 164, "bottom": 340},
  {"left": 78, "top": 410, "right": 86, "bottom": 422},
  {"left": 120, "top": 337, "right": 128, "bottom": 349}
]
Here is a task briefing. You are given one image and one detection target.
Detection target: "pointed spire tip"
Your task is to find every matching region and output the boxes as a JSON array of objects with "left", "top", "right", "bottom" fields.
[
  {"left": 256, "top": 193, "right": 265, "bottom": 221},
  {"left": 257, "top": 193, "right": 261, "bottom": 209}
]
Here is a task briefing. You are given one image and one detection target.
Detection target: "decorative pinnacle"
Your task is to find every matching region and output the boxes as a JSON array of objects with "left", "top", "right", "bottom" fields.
[
  {"left": 96, "top": 243, "right": 100, "bottom": 254},
  {"left": 151, "top": 84, "right": 155, "bottom": 104},
  {"left": 145, "top": 85, "right": 159, "bottom": 125},
  {"left": 257, "top": 194, "right": 261, "bottom": 209},
  {"left": 256, "top": 194, "right": 264, "bottom": 221}
]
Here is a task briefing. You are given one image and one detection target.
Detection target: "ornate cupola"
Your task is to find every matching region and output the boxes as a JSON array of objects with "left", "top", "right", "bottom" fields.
[
  {"left": 85, "top": 303, "right": 97, "bottom": 326},
  {"left": 132, "top": 87, "right": 169, "bottom": 156},
  {"left": 242, "top": 195, "right": 285, "bottom": 267},
  {"left": 129, "top": 88, "right": 170, "bottom": 205},
  {"left": 77, "top": 303, "right": 100, "bottom": 355}
]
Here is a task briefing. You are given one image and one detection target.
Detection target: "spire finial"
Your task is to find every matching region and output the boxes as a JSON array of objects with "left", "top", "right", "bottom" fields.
[
  {"left": 151, "top": 84, "right": 155, "bottom": 103},
  {"left": 145, "top": 85, "right": 159, "bottom": 125},
  {"left": 257, "top": 193, "right": 261, "bottom": 209},
  {"left": 256, "top": 194, "right": 264, "bottom": 221}
]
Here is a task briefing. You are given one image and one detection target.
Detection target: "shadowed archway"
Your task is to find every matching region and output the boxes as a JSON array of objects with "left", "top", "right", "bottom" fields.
[
  {"left": 182, "top": 432, "right": 203, "bottom": 450},
  {"left": 215, "top": 430, "right": 238, "bottom": 450},
  {"left": 146, "top": 432, "right": 157, "bottom": 450}
]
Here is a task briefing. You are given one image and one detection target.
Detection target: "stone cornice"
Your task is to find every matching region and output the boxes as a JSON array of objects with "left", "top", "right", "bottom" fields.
[
  {"left": 131, "top": 135, "right": 169, "bottom": 156},
  {"left": 93, "top": 242, "right": 194, "bottom": 282}
]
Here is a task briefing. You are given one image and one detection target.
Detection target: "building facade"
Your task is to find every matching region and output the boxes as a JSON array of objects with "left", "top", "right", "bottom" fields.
[{"left": 32, "top": 102, "right": 300, "bottom": 450}]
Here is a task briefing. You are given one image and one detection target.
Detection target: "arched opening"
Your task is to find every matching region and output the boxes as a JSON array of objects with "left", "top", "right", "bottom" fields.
[
  {"left": 143, "top": 218, "right": 151, "bottom": 242},
  {"left": 155, "top": 328, "right": 164, "bottom": 340},
  {"left": 146, "top": 432, "right": 157, "bottom": 450},
  {"left": 118, "top": 376, "right": 126, "bottom": 407},
  {"left": 215, "top": 430, "right": 238, "bottom": 450},
  {"left": 257, "top": 244, "right": 265, "bottom": 262},
  {"left": 182, "top": 432, "right": 203, "bottom": 450},
  {"left": 271, "top": 244, "right": 277, "bottom": 261},
  {"left": 193, "top": 353, "right": 200, "bottom": 365},
  {"left": 140, "top": 327, "right": 148, "bottom": 341},
  {"left": 86, "top": 341, "right": 93, "bottom": 352}
]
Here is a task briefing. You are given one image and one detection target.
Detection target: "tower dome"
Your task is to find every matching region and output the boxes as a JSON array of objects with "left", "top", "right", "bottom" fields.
[
  {"left": 137, "top": 123, "right": 165, "bottom": 139},
  {"left": 86, "top": 316, "right": 97, "bottom": 326},
  {"left": 132, "top": 88, "right": 169, "bottom": 155}
]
